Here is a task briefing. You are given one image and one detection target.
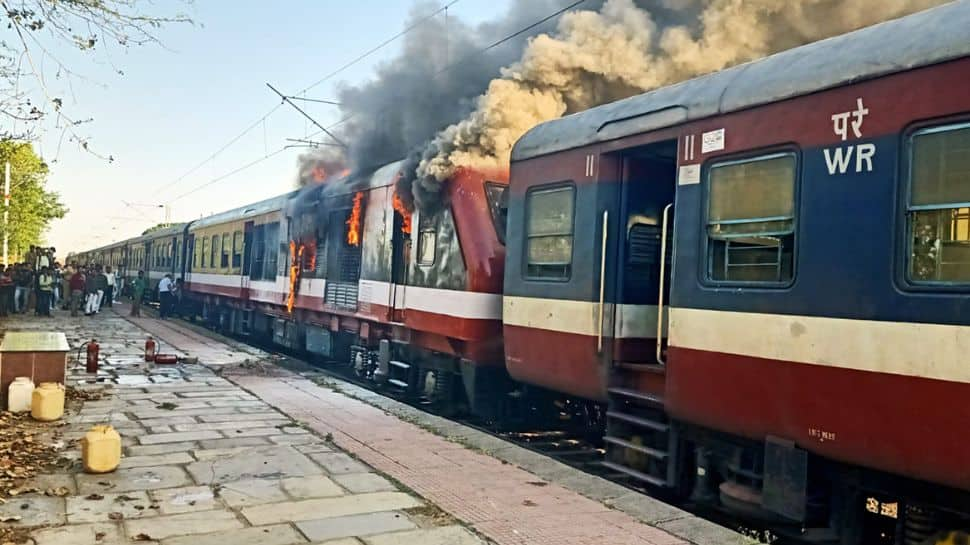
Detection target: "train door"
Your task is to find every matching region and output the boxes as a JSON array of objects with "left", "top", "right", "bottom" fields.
[
  {"left": 390, "top": 202, "right": 411, "bottom": 323},
  {"left": 602, "top": 138, "right": 679, "bottom": 489},
  {"left": 240, "top": 221, "right": 254, "bottom": 301},
  {"left": 611, "top": 140, "right": 678, "bottom": 369}
]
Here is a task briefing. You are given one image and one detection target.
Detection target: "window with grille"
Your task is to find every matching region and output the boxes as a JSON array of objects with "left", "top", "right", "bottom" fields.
[
  {"left": 200, "top": 238, "right": 208, "bottom": 269},
  {"left": 264, "top": 223, "right": 280, "bottom": 279},
  {"left": 232, "top": 231, "right": 243, "bottom": 268},
  {"left": 526, "top": 185, "right": 574, "bottom": 280},
  {"left": 210, "top": 235, "right": 219, "bottom": 269},
  {"left": 707, "top": 153, "right": 797, "bottom": 284},
  {"left": 221, "top": 232, "right": 230, "bottom": 268},
  {"left": 908, "top": 123, "right": 970, "bottom": 284}
]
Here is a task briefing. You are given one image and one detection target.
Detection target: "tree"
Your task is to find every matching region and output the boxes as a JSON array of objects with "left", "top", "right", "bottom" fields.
[
  {"left": 0, "top": 139, "right": 67, "bottom": 259},
  {"left": 1, "top": 1, "right": 191, "bottom": 153},
  {"left": 141, "top": 222, "right": 177, "bottom": 235}
]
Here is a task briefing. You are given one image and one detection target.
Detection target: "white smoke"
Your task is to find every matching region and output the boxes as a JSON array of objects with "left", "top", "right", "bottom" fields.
[{"left": 405, "top": 0, "right": 945, "bottom": 211}]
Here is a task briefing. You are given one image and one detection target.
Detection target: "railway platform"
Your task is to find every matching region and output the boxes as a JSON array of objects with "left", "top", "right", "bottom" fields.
[{"left": 0, "top": 304, "right": 746, "bottom": 545}]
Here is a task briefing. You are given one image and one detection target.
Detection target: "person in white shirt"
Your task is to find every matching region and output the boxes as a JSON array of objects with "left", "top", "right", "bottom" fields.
[
  {"left": 158, "top": 274, "right": 174, "bottom": 318},
  {"left": 103, "top": 266, "right": 116, "bottom": 308}
]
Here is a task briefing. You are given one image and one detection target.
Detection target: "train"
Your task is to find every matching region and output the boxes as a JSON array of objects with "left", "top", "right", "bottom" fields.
[{"left": 74, "top": 4, "right": 970, "bottom": 543}]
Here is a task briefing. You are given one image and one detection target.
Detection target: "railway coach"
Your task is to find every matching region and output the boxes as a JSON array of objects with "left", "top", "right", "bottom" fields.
[
  {"left": 507, "top": 2, "right": 970, "bottom": 542},
  {"left": 183, "top": 162, "right": 510, "bottom": 417}
]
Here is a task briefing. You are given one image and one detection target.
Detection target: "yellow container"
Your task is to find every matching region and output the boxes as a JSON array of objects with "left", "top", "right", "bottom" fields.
[
  {"left": 31, "top": 382, "right": 65, "bottom": 422},
  {"left": 7, "top": 377, "right": 34, "bottom": 413},
  {"left": 81, "top": 425, "right": 122, "bottom": 474}
]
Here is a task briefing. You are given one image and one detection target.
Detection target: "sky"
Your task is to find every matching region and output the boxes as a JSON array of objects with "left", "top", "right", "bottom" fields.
[{"left": 28, "top": 0, "right": 515, "bottom": 255}]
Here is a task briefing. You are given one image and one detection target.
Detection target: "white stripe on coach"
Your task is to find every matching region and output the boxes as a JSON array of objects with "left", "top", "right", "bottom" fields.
[
  {"left": 669, "top": 307, "right": 970, "bottom": 384},
  {"left": 503, "top": 296, "right": 663, "bottom": 339}
]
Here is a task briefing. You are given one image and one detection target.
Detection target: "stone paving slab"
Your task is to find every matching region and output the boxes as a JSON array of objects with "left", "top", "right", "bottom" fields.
[
  {"left": 241, "top": 492, "right": 423, "bottom": 525},
  {"left": 296, "top": 511, "right": 417, "bottom": 542},
  {"left": 4, "top": 306, "right": 738, "bottom": 545},
  {"left": 162, "top": 524, "right": 308, "bottom": 545},
  {"left": 185, "top": 445, "right": 325, "bottom": 484},
  {"left": 123, "top": 509, "right": 245, "bottom": 540}
]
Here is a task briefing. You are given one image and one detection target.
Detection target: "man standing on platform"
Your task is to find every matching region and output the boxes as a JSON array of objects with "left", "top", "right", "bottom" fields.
[
  {"left": 36, "top": 266, "right": 53, "bottom": 316},
  {"left": 131, "top": 270, "right": 146, "bottom": 317},
  {"left": 14, "top": 263, "right": 33, "bottom": 314},
  {"left": 103, "top": 266, "right": 116, "bottom": 308},
  {"left": 84, "top": 267, "right": 99, "bottom": 315},
  {"left": 69, "top": 267, "right": 86, "bottom": 317},
  {"left": 0, "top": 268, "right": 14, "bottom": 317},
  {"left": 157, "top": 273, "right": 174, "bottom": 318}
]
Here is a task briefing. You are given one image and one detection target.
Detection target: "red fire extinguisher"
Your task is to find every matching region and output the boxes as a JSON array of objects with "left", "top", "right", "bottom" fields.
[
  {"left": 144, "top": 336, "right": 158, "bottom": 362},
  {"left": 86, "top": 339, "right": 99, "bottom": 373}
]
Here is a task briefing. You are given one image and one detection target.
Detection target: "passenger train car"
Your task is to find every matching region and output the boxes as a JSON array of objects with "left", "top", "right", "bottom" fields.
[
  {"left": 75, "top": 4, "right": 970, "bottom": 542},
  {"left": 509, "top": 3, "right": 970, "bottom": 542}
]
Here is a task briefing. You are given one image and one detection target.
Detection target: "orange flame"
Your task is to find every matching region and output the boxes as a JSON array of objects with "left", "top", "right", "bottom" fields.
[
  {"left": 392, "top": 192, "right": 412, "bottom": 235},
  {"left": 346, "top": 192, "right": 363, "bottom": 246},
  {"left": 287, "top": 241, "right": 298, "bottom": 313},
  {"left": 311, "top": 165, "right": 329, "bottom": 182},
  {"left": 287, "top": 242, "right": 309, "bottom": 314}
]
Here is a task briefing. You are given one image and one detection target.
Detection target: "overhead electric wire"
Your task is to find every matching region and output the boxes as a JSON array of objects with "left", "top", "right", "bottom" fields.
[
  {"left": 148, "top": 0, "right": 464, "bottom": 200},
  {"left": 166, "top": 0, "right": 586, "bottom": 205},
  {"left": 149, "top": 105, "right": 283, "bottom": 198}
]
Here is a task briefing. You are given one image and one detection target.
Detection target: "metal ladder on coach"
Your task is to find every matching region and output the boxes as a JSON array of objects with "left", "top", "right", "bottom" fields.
[{"left": 602, "top": 387, "right": 678, "bottom": 489}]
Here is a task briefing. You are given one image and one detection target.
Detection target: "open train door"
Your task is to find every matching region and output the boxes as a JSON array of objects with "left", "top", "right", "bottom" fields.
[
  {"left": 602, "top": 138, "right": 679, "bottom": 490},
  {"left": 390, "top": 200, "right": 411, "bottom": 324},
  {"left": 240, "top": 221, "right": 254, "bottom": 302}
]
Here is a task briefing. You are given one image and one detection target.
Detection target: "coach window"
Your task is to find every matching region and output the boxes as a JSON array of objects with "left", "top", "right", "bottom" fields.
[
  {"left": 707, "top": 153, "right": 796, "bottom": 284},
  {"left": 232, "top": 231, "right": 243, "bottom": 269},
  {"left": 417, "top": 213, "right": 436, "bottom": 266},
  {"left": 264, "top": 222, "right": 280, "bottom": 278},
  {"left": 210, "top": 235, "right": 219, "bottom": 269},
  {"left": 220, "top": 232, "right": 230, "bottom": 268},
  {"left": 525, "top": 185, "right": 575, "bottom": 280},
  {"left": 908, "top": 123, "right": 970, "bottom": 283},
  {"left": 200, "top": 237, "right": 208, "bottom": 269}
]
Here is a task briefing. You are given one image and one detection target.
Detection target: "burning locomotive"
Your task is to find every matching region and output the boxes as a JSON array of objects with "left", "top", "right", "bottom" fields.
[{"left": 73, "top": 4, "right": 970, "bottom": 543}]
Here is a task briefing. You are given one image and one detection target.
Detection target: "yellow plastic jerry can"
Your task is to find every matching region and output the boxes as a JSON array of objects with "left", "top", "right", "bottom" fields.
[
  {"left": 30, "top": 382, "right": 65, "bottom": 421},
  {"left": 81, "top": 425, "right": 122, "bottom": 474}
]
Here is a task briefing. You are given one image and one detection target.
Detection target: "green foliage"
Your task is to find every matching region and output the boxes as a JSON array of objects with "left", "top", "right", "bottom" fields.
[
  {"left": 142, "top": 223, "right": 178, "bottom": 235},
  {"left": 0, "top": 140, "right": 67, "bottom": 260},
  {"left": 1, "top": 1, "right": 192, "bottom": 142}
]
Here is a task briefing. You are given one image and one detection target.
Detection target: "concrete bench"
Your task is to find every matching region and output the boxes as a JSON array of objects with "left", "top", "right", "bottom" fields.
[{"left": 0, "top": 331, "right": 69, "bottom": 405}]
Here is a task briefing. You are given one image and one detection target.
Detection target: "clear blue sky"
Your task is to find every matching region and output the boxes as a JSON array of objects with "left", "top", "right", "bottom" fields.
[{"left": 36, "top": 0, "right": 514, "bottom": 255}]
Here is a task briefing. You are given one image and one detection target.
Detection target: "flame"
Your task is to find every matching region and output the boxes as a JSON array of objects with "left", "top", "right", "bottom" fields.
[
  {"left": 311, "top": 165, "right": 328, "bottom": 182},
  {"left": 287, "top": 241, "right": 297, "bottom": 313},
  {"left": 392, "top": 192, "right": 412, "bottom": 235},
  {"left": 346, "top": 192, "right": 363, "bottom": 246},
  {"left": 287, "top": 241, "right": 314, "bottom": 314}
]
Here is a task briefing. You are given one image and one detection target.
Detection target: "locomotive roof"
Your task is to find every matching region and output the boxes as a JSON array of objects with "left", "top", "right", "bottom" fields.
[
  {"left": 512, "top": 1, "right": 970, "bottom": 161},
  {"left": 190, "top": 191, "right": 296, "bottom": 230},
  {"left": 287, "top": 160, "right": 403, "bottom": 214}
]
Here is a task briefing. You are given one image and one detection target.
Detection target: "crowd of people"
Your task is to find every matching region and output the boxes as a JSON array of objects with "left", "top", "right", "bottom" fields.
[{"left": 0, "top": 245, "right": 185, "bottom": 319}]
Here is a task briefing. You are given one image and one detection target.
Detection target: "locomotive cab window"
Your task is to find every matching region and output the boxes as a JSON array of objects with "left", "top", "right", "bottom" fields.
[
  {"left": 417, "top": 213, "right": 437, "bottom": 267},
  {"left": 908, "top": 123, "right": 970, "bottom": 284},
  {"left": 526, "top": 185, "right": 575, "bottom": 280},
  {"left": 706, "top": 153, "right": 796, "bottom": 284},
  {"left": 485, "top": 182, "right": 508, "bottom": 245}
]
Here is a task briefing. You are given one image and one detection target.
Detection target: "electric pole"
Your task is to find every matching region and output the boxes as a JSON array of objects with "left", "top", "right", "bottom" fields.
[{"left": 4, "top": 161, "right": 9, "bottom": 267}]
